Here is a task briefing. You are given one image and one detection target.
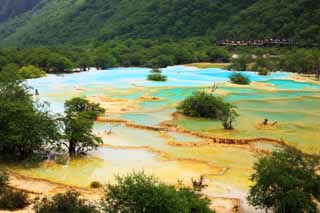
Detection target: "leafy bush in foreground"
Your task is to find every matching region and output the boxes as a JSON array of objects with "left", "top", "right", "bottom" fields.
[
  {"left": 147, "top": 73, "right": 167, "bottom": 81},
  {"left": 229, "top": 72, "right": 250, "bottom": 85},
  {"left": 177, "top": 92, "right": 238, "bottom": 129},
  {"left": 0, "top": 190, "right": 29, "bottom": 211},
  {"left": 100, "top": 172, "right": 213, "bottom": 213},
  {"left": 34, "top": 191, "right": 98, "bottom": 213},
  {"left": 0, "top": 171, "right": 29, "bottom": 211},
  {"left": 248, "top": 148, "right": 320, "bottom": 212}
]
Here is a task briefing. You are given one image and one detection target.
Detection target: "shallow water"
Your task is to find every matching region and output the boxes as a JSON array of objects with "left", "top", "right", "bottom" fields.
[{"left": 22, "top": 66, "right": 320, "bottom": 196}]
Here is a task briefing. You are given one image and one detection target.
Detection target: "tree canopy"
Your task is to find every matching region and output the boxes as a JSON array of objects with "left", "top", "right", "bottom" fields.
[
  {"left": 60, "top": 97, "right": 105, "bottom": 156},
  {"left": 248, "top": 148, "right": 320, "bottom": 212},
  {"left": 0, "top": 68, "right": 59, "bottom": 161},
  {"left": 100, "top": 172, "right": 213, "bottom": 213},
  {"left": 177, "top": 92, "right": 238, "bottom": 129}
]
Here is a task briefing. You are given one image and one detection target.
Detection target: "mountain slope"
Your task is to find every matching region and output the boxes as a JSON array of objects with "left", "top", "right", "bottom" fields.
[
  {"left": 217, "top": 0, "right": 320, "bottom": 44},
  {"left": 0, "top": 0, "right": 318, "bottom": 47},
  {"left": 0, "top": 0, "right": 41, "bottom": 22}
]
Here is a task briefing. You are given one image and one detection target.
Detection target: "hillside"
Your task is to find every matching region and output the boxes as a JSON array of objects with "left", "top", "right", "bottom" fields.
[
  {"left": 0, "top": 0, "right": 319, "bottom": 47},
  {"left": 217, "top": 0, "right": 320, "bottom": 45},
  {"left": 0, "top": 0, "right": 41, "bottom": 22}
]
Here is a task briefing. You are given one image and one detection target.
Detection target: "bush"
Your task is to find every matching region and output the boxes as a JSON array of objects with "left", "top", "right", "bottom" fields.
[
  {"left": 147, "top": 73, "right": 167, "bottom": 81},
  {"left": 0, "top": 171, "right": 29, "bottom": 211},
  {"left": 151, "top": 68, "right": 161, "bottom": 73},
  {"left": 55, "top": 155, "right": 69, "bottom": 165},
  {"left": 248, "top": 148, "right": 320, "bottom": 212},
  {"left": 90, "top": 181, "right": 102, "bottom": 189},
  {"left": 18, "top": 65, "right": 46, "bottom": 79},
  {"left": 34, "top": 191, "right": 98, "bottom": 213},
  {"left": 257, "top": 68, "right": 269, "bottom": 76},
  {"left": 177, "top": 92, "right": 238, "bottom": 129},
  {"left": 229, "top": 72, "right": 250, "bottom": 85},
  {"left": 0, "top": 190, "right": 29, "bottom": 211},
  {"left": 100, "top": 172, "right": 213, "bottom": 213}
]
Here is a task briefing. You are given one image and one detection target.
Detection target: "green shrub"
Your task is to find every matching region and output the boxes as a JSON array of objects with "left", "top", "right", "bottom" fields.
[
  {"left": 18, "top": 65, "right": 46, "bottom": 79},
  {"left": 22, "top": 154, "right": 44, "bottom": 168},
  {"left": 248, "top": 148, "right": 320, "bottom": 212},
  {"left": 229, "top": 72, "right": 250, "bottom": 85},
  {"left": 0, "top": 190, "right": 29, "bottom": 211},
  {"left": 151, "top": 68, "right": 161, "bottom": 73},
  {"left": 90, "top": 181, "right": 102, "bottom": 189},
  {"left": 55, "top": 155, "right": 69, "bottom": 165},
  {"left": 147, "top": 73, "right": 167, "bottom": 81},
  {"left": 100, "top": 172, "right": 213, "bottom": 213},
  {"left": 177, "top": 92, "right": 238, "bottom": 129},
  {"left": 0, "top": 171, "right": 29, "bottom": 211},
  {"left": 257, "top": 68, "right": 269, "bottom": 76},
  {"left": 34, "top": 191, "right": 98, "bottom": 213}
]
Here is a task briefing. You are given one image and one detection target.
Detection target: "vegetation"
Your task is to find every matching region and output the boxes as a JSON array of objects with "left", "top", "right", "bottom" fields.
[
  {"left": 248, "top": 148, "right": 320, "bottom": 212},
  {"left": 0, "top": 66, "right": 59, "bottom": 161},
  {"left": 178, "top": 92, "right": 238, "bottom": 129},
  {"left": 90, "top": 181, "right": 102, "bottom": 189},
  {"left": 100, "top": 172, "right": 213, "bottom": 213},
  {"left": 0, "top": 171, "right": 29, "bottom": 211},
  {"left": 229, "top": 72, "right": 251, "bottom": 85},
  {"left": 151, "top": 68, "right": 161, "bottom": 73},
  {"left": 147, "top": 73, "right": 167, "bottom": 82},
  {"left": 34, "top": 191, "right": 98, "bottom": 213},
  {"left": 60, "top": 98, "right": 105, "bottom": 156},
  {"left": 18, "top": 65, "right": 46, "bottom": 79},
  {"left": 0, "top": 0, "right": 319, "bottom": 46},
  {"left": 0, "top": 0, "right": 41, "bottom": 22}
]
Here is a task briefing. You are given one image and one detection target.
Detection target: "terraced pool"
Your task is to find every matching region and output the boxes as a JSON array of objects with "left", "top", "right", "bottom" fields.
[{"left": 20, "top": 66, "right": 320, "bottom": 205}]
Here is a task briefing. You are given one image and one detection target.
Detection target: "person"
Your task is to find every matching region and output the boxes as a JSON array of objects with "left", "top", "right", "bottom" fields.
[{"left": 35, "top": 89, "right": 39, "bottom": 96}]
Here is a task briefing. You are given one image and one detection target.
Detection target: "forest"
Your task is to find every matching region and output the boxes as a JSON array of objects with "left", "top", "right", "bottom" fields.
[{"left": 0, "top": 0, "right": 319, "bottom": 47}]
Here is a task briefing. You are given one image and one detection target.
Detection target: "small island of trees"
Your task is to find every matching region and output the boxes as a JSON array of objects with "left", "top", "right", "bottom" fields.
[
  {"left": 147, "top": 68, "right": 167, "bottom": 81},
  {"left": 229, "top": 72, "right": 251, "bottom": 85},
  {"left": 177, "top": 91, "right": 238, "bottom": 129}
]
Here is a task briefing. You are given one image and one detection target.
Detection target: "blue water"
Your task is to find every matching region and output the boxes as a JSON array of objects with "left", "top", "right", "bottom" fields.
[
  {"left": 27, "top": 66, "right": 291, "bottom": 91},
  {"left": 26, "top": 66, "right": 320, "bottom": 114}
]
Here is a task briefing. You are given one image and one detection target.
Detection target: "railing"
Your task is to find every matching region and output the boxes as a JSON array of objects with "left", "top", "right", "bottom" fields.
[{"left": 217, "top": 38, "right": 295, "bottom": 46}]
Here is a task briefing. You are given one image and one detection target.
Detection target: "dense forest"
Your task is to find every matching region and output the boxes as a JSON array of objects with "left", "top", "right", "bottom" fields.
[{"left": 0, "top": 0, "right": 319, "bottom": 47}]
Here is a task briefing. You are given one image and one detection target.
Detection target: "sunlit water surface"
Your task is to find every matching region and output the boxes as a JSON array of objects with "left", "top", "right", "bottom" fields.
[{"left": 20, "top": 66, "right": 320, "bottom": 201}]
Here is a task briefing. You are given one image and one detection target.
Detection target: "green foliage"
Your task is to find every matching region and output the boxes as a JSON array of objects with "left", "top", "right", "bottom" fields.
[
  {"left": 18, "top": 65, "right": 46, "bottom": 79},
  {"left": 177, "top": 92, "right": 238, "bottom": 129},
  {"left": 0, "top": 190, "right": 29, "bottom": 211},
  {"left": 0, "top": 0, "right": 41, "bottom": 22},
  {"left": 61, "top": 97, "right": 105, "bottom": 156},
  {"left": 248, "top": 148, "right": 320, "bottom": 212},
  {"left": 279, "top": 49, "right": 320, "bottom": 74},
  {"left": 34, "top": 191, "right": 98, "bottom": 213},
  {"left": 151, "top": 68, "right": 161, "bottom": 73},
  {"left": 218, "top": 0, "right": 320, "bottom": 45},
  {"left": 0, "top": 0, "right": 318, "bottom": 46},
  {"left": 228, "top": 55, "right": 251, "bottom": 71},
  {"left": 229, "top": 72, "right": 251, "bottom": 85},
  {"left": 0, "top": 171, "right": 29, "bottom": 211},
  {"left": 100, "top": 172, "right": 213, "bottom": 213},
  {"left": 0, "top": 70, "right": 59, "bottom": 160},
  {"left": 147, "top": 73, "right": 167, "bottom": 81}
]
